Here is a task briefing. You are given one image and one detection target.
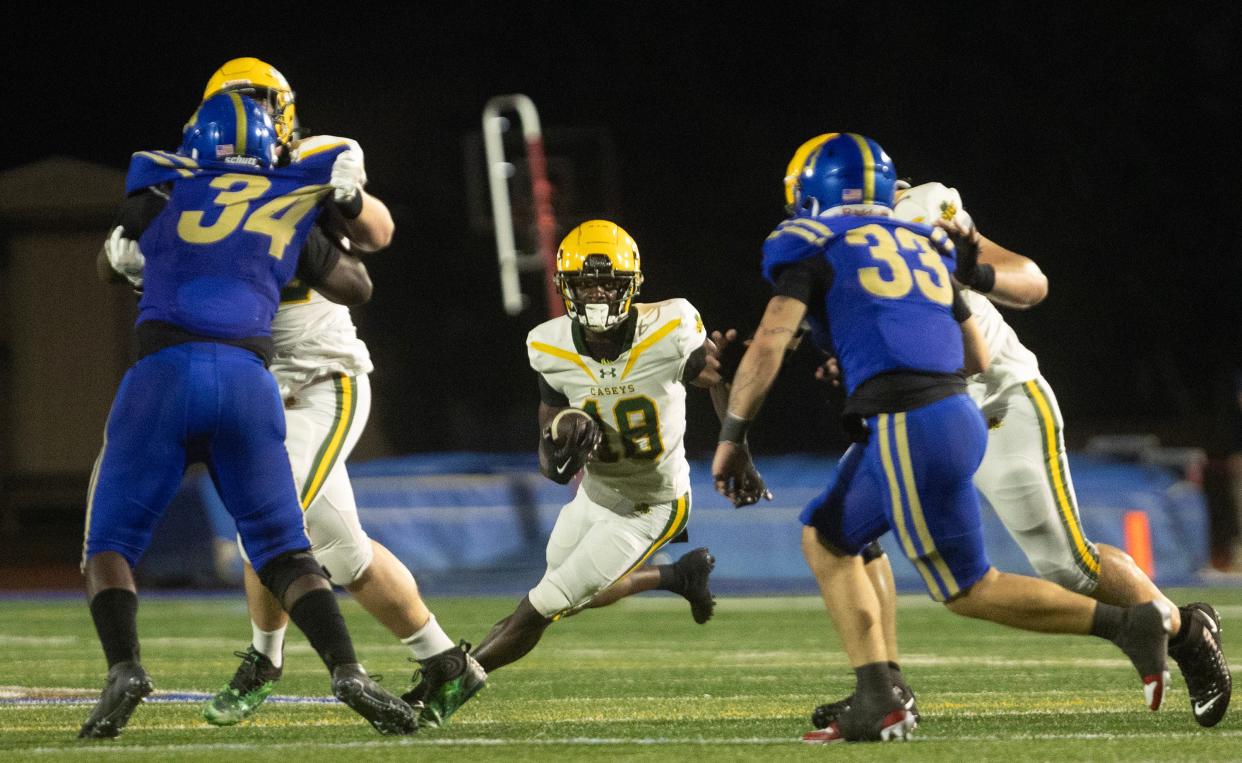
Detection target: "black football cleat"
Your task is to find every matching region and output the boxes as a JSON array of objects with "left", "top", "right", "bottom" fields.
[
  {"left": 1169, "top": 602, "right": 1231, "bottom": 727},
  {"left": 332, "top": 663, "right": 418, "bottom": 735},
  {"left": 804, "top": 685, "right": 914, "bottom": 743},
  {"left": 811, "top": 681, "right": 919, "bottom": 729},
  {"left": 670, "top": 547, "right": 716, "bottom": 624},
  {"left": 78, "top": 661, "right": 153, "bottom": 739}
]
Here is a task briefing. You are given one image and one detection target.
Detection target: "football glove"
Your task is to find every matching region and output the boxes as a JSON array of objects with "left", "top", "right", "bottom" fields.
[
  {"left": 542, "top": 410, "right": 601, "bottom": 485},
  {"left": 329, "top": 139, "right": 367, "bottom": 216},
  {"left": 105, "top": 226, "right": 145, "bottom": 288}
]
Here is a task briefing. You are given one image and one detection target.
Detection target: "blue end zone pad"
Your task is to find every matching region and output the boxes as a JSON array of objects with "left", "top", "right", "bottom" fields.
[{"left": 141, "top": 453, "right": 1209, "bottom": 594}]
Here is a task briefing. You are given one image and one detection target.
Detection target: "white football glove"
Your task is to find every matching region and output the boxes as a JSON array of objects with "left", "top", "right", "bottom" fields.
[
  {"left": 105, "top": 225, "right": 145, "bottom": 288},
  {"left": 329, "top": 138, "right": 367, "bottom": 204}
]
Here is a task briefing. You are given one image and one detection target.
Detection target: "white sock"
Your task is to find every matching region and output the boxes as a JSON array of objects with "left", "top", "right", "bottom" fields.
[
  {"left": 252, "top": 622, "right": 286, "bottom": 669},
  {"left": 400, "top": 614, "right": 456, "bottom": 661}
]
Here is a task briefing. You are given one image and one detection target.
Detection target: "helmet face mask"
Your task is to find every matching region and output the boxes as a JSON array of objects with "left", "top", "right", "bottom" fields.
[{"left": 555, "top": 221, "right": 643, "bottom": 333}]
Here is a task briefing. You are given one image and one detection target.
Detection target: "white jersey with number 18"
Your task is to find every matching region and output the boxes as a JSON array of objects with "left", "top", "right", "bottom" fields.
[{"left": 527, "top": 298, "right": 706, "bottom": 510}]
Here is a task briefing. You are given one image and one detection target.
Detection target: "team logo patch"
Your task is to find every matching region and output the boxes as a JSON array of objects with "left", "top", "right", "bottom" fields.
[
  {"left": 939, "top": 202, "right": 958, "bottom": 221},
  {"left": 842, "top": 188, "right": 863, "bottom": 202}
]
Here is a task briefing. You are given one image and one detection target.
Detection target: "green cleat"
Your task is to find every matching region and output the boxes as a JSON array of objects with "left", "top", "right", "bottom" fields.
[
  {"left": 402, "top": 641, "right": 487, "bottom": 728},
  {"left": 202, "top": 646, "right": 282, "bottom": 726}
]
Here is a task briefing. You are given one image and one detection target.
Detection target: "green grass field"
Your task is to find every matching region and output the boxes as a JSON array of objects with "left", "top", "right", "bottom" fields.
[{"left": 2, "top": 590, "right": 1240, "bottom": 761}]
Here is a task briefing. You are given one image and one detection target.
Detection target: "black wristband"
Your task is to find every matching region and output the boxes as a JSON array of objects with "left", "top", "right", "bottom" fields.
[
  {"left": 719, "top": 413, "right": 751, "bottom": 445},
  {"left": 334, "top": 191, "right": 364, "bottom": 220},
  {"left": 970, "top": 263, "right": 996, "bottom": 293}
]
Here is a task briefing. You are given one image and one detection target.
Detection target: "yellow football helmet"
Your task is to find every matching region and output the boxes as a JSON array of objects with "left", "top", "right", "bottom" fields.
[
  {"left": 555, "top": 220, "right": 643, "bottom": 332},
  {"left": 202, "top": 57, "right": 296, "bottom": 144},
  {"left": 783, "top": 133, "right": 839, "bottom": 210}
]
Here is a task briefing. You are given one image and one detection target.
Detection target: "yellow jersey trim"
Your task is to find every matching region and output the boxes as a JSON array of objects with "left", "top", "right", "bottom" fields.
[
  {"left": 136, "top": 151, "right": 195, "bottom": 178},
  {"left": 621, "top": 318, "right": 682, "bottom": 381},
  {"left": 530, "top": 341, "right": 597, "bottom": 383},
  {"left": 297, "top": 140, "right": 350, "bottom": 161}
]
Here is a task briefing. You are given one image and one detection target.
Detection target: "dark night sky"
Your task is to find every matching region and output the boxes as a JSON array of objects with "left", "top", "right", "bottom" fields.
[{"left": 5, "top": 4, "right": 1241, "bottom": 456}]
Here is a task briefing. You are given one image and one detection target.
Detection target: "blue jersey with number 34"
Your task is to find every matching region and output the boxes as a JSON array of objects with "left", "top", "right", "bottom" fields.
[
  {"left": 761, "top": 214, "right": 963, "bottom": 396},
  {"left": 124, "top": 147, "right": 343, "bottom": 339}
]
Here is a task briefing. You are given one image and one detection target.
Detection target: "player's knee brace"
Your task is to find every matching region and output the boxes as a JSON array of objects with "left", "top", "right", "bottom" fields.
[
  {"left": 313, "top": 538, "right": 374, "bottom": 587},
  {"left": 860, "top": 540, "right": 886, "bottom": 564},
  {"left": 257, "top": 550, "right": 329, "bottom": 602}
]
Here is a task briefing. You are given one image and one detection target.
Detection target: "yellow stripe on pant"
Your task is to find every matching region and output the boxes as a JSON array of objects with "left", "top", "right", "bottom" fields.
[
  {"left": 878, "top": 414, "right": 944, "bottom": 598},
  {"left": 299, "top": 375, "right": 356, "bottom": 511},
  {"left": 1023, "top": 380, "right": 1100, "bottom": 578},
  {"left": 618, "top": 494, "right": 690, "bottom": 581},
  {"left": 893, "top": 412, "right": 960, "bottom": 600}
]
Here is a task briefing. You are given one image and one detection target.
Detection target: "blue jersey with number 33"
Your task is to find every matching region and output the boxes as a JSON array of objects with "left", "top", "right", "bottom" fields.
[
  {"left": 124, "top": 147, "right": 343, "bottom": 339},
  {"left": 761, "top": 214, "right": 963, "bottom": 396}
]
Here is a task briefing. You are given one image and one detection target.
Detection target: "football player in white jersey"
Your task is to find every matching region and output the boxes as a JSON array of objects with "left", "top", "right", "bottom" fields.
[
  {"left": 102, "top": 58, "right": 485, "bottom": 731},
  {"left": 468, "top": 220, "right": 765, "bottom": 680},
  {"left": 774, "top": 135, "right": 1230, "bottom": 730}
]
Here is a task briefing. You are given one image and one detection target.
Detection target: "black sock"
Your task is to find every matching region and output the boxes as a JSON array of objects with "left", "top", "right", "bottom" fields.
[
  {"left": 1169, "top": 606, "right": 1192, "bottom": 648},
  {"left": 288, "top": 589, "right": 357, "bottom": 671},
  {"left": 853, "top": 662, "right": 892, "bottom": 703},
  {"left": 657, "top": 564, "right": 678, "bottom": 591},
  {"left": 1090, "top": 602, "right": 1126, "bottom": 642},
  {"left": 90, "top": 588, "right": 140, "bottom": 668}
]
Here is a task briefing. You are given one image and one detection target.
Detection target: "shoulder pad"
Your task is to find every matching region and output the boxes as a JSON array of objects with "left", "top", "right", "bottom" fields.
[
  {"left": 761, "top": 217, "right": 833, "bottom": 284},
  {"left": 894, "top": 181, "right": 968, "bottom": 227}
]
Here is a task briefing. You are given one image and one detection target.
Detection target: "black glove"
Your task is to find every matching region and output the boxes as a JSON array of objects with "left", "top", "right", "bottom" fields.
[
  {"left": 541, "top": 414, "right": 601, "bottom": 484},
  {"left": 949, "top": 229, "right": 995, "bottom": 293}
]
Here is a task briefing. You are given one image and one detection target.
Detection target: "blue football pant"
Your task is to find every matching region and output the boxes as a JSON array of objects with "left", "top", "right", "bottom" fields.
[
  {"left": 84, "top": 343, "right": 310, "bottom": 573},
  {"left": 802, "top": 393, "right": 990, "bottom": 601}
]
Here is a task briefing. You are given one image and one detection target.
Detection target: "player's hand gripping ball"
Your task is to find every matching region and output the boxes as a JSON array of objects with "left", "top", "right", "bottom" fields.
[{"left": 543, "top": 408, "right": 602, "bottom": 484}]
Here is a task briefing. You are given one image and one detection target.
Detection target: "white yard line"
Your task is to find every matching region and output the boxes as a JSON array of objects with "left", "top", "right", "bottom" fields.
[{"left": 16, "top": 729, "right": 1242, "bottom": 755}]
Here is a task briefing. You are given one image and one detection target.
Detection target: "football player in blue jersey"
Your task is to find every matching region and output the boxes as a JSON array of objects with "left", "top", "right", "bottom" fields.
[
  {"left": 712, "top": 133, "right": 1175, "bottom": 743},
  {"left": 184, "top": 58, "right": 485, "bottom": 731},
  {"left": 79, "top": 93, "right": 415, "bottom": 739}
]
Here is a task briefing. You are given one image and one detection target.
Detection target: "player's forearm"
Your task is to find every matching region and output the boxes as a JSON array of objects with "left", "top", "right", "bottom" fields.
[
  {"left": 338, "top": 192, "right": 395, "bottom": 252},
  {"left": 708, "top": 380, "right": 731, "bottom": 423},
  {"left": 978, "top": 236, "right": 1048, "bottom": 308},
  {"left": 726, "top": 338, "right": 786, "bottom": 420}
]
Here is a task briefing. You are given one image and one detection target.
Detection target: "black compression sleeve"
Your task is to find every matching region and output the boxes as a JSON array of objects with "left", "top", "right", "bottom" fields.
[
  {"left": 537, "top": 375, "right": 570, "bottom": 407},
  {"left": 113, "top": 188, "right": 168, "bottom": 238},
  {"left": 952, "top": 288, "right": 972, "bottom": 323},
  {"left": 296, "top": 225, "right": 345, "bottom": 287},
  {"left": 771, "top": 257, "right": 832, "bottom": 306}
]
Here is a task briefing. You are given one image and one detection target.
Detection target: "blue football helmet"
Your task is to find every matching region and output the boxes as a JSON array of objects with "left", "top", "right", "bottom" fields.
[
  {"left": 180, "top": 92, "right": 278, "bottom": 167},
  {"left": 791, "top": 133, "right": 897, "bottom": 217}
]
